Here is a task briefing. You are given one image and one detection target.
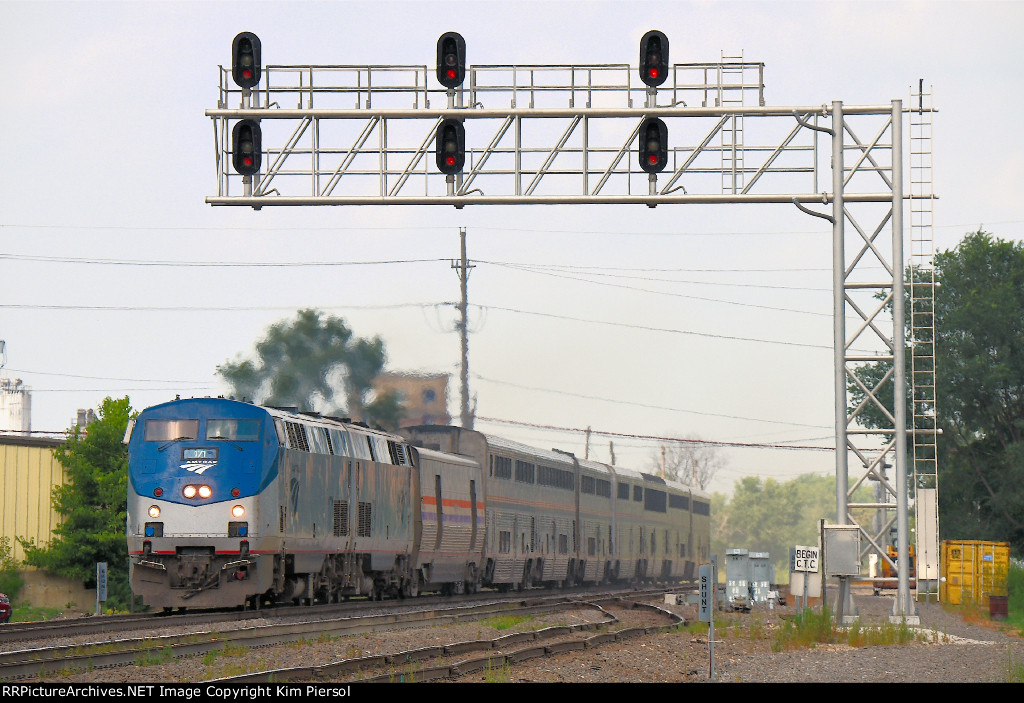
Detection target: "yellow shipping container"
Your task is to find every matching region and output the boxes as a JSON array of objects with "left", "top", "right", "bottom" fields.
[{"left": 940, "top": 539, "right": 1010, "bottom": 605}]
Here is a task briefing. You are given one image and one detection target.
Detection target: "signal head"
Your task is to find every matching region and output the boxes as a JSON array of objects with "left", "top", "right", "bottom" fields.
[
  {"left": 232, "top": 119, "right": 262, "bottom": 176},
  {"left": 436, "top": 32, "right": 466, "bottom": 89},
  {"left": 232, "top": 32, "right": 262, "bottom": 89},
  {"left": 435, "top": 118, "right": 466, "bottom": 174},
  {"left": 639, "top": 30, "right": 669, "bottom": 88},
  {"left": 638, "top": 117, "right": 668, "bottom": 173}
]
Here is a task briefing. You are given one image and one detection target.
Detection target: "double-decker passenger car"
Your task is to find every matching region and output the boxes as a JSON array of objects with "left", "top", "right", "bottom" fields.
[{"left": 401, "top": 425, "right": 711, "bottom": 591}]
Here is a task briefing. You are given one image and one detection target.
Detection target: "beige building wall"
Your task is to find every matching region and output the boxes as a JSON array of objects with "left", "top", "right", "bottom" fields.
[
  {"left": 374, "top": 372, "right": 451, "bottom": 427},
  {"left": 0, "top": 436, "right": 65, "bottom": 562}
]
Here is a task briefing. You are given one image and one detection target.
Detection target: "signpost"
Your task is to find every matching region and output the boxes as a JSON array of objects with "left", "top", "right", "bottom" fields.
[
  {"left": 792, "top": 545, "right": 819, "bottom": 615},
  {"left": 95, "top": 562, "right": 108, "bottom": 616},
  {"left": 699, "top": 563, "right": 715, "bottom": 680}
]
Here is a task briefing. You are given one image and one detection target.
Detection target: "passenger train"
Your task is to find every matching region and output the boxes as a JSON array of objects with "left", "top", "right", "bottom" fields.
[{"left": 126, "top": 397, "right": 711, "bottom": 610}]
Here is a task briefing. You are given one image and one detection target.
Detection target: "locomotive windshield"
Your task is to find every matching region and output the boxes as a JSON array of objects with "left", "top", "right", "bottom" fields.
[
  {"left": 144, "top": 419, "right": 198, "bottom": 442},
  {"left": 207, "top": 419, "right": 260, "bottom": 441}
]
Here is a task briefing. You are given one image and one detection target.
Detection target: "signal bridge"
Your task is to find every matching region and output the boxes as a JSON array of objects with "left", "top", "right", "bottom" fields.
[
  {"left": 205, "top": 31, "right": 886, "bottom": 209},
  {"left": 205, "top": 32, "right": 937, "bottom": 621}
]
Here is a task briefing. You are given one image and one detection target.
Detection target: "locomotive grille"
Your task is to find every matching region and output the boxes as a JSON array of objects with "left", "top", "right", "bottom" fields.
[
  {"left": 284, "top": 421, "right": 309, "bottom": 452},
  {"left": 333, "top": 500, "right": 349, "bottom": 536},
  {"left": 357, "top": 502, "right": 372, "bottom": 537}
]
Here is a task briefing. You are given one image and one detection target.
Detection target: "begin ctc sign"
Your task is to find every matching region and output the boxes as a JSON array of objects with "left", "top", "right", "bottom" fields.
[{"left": 793, "top": 545, "right": 819, "bottom": 572}]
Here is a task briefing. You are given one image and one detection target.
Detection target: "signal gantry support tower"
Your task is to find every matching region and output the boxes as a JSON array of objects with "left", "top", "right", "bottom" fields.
[{"left": 206, "top": 32, "right": 936, "bottom": 620}]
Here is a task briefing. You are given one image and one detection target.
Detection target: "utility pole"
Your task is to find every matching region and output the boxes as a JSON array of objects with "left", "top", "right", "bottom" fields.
[{"left": 451, "top": 227, "right": 475, "bottom": 429}]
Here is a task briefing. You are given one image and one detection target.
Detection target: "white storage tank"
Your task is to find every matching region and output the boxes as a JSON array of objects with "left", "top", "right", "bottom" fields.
[{"left": 0, "top": 377, "right": 31, "bottom": 433}]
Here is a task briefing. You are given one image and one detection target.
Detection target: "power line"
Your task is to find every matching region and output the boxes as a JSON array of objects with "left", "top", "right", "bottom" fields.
[
  {"left": 475, "top": 416, "right": 834, "bottom": 452},
  {"left": 0, "top": 302, "right": 455, "bottom": 312},
  {"left": 474, "top": 374, "right": 830, "bottom": 430},
  {"left": 474, "top": 303, "right": 831, "bottom": 349},
  {"left": 480, "top": 262, "right": 832, "bottom": 317},
  {"left": 0, "top": 253, "right": 449, "bottom": 267}
]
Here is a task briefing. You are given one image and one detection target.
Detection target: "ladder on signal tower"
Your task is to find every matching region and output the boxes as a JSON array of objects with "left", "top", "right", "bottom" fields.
[
  {"left": 719, "top": 52, "right": 745, "bottom": 194},
  {"left": 909, "top": 81, "right": 940, "bottom": 598}
]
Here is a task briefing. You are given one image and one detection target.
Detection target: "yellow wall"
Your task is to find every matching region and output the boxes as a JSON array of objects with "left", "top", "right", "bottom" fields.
[{"left": 0, "top": 437, "right": 66, "bottom": 562}]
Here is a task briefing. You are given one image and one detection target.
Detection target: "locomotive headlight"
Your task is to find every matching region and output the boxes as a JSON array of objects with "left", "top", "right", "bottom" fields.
[
  {"left": 231, "top": 505, "right": 245, "bottom": 518},
  {"left": 198, "top": 485, "right": 212, "bottom": 499},
  {"left": 183, "top": 485, "right": 197, "bottom": 499},
  {"left": 148, "top": 505, "right": 161, "bottom": 518}
]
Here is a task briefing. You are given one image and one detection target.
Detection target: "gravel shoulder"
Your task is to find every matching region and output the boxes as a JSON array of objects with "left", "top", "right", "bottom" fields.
[
  {"left": 17, "top": 587, "right": 1024, "bottom": 685},
  {"left": 501, "top": 588, "right": 1024, "bottom": 684}
]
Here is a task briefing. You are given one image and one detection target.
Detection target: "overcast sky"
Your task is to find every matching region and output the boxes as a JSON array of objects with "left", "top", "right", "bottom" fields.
[{"left": 1, "top": 0, "right": 1022, "bottom": 495}]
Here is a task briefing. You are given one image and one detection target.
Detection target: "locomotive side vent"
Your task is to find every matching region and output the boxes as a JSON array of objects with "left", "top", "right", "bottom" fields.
[
  {"left": 333, "top": 500, "right": 349, "bottom": 536},
  {"left": 285, "top": 422, "right": 310, "bottom": 452},
  {"left": 357, "top": 502, "right": 372, "bottom": 537}
]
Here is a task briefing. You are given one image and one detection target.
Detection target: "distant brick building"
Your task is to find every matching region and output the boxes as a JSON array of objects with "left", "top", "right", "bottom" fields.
[{"left": 373, "top": 372, "right": 451, "bottom": 428}]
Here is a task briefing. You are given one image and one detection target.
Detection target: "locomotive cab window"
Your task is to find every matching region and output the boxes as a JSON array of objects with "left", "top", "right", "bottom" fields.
[
  {"left": 144, "top": 419, "right": 198, "bottom": 442},
  {"left": 206, "top": 419, "right": 260, "bottom": 442}
]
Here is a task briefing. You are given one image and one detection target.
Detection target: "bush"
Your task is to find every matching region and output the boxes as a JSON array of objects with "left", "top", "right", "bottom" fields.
[{"left": 0, "top": 536, "right": 24, "bottom": 599}]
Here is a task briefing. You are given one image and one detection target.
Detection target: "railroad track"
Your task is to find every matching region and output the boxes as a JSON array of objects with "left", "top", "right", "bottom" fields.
[{"left": 1, "top": 586, "right": 688, "bottom": 681}]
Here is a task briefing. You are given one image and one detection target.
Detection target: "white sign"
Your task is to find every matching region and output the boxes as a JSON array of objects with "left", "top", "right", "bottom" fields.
[
  {"left": 699, "top": 564, "right": 713, "bottom": 622},
  {"left": 793, "top": 545, "right": 819, "bottom": 572}
]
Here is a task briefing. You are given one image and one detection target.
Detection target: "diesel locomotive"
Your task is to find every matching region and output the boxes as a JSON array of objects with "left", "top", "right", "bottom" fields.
[{"left": 126, "top": 397, "right": 710, "bottom": 610}]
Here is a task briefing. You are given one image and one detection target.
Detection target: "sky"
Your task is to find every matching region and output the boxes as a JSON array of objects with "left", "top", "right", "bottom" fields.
[{"left": 1, "top": 0, "right": 1022, "bottom": 496}]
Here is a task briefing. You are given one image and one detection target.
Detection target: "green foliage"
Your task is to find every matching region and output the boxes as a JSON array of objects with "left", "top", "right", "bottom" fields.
[
  {"left": 711, "top": 474, "right": 872, "bottom": 578},
  {"left": 0, "top": 536, "right": 24, "bottom": 599},
  {"left": 482, "top": 614, "right": 535, "bottom": 631},
  {"left": 771, "top": 607, "right": 837, "bottom": 651},
  {"left": 10, "top": 604, "right": 63, "bottom": 623},
  {"left": 18, "top": 397, "right": 136, "bottom": 611},
  {"left": 852, "top": 231, "right": 1024, "bottom": 550},
  {"left": 1005, "top": 560, "right": 1024, "bottom": 635},
  {"left": 217, "top": 309, "right": 403, "bottom": 429}
]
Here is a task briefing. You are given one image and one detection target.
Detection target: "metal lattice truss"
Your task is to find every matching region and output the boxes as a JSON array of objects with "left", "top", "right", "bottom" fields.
[
  {"left": 207, "top": 62, "right": 894, "bottom": 208},
  {"left": 205, "top": 62, "right": 935, "bottom": 616}
]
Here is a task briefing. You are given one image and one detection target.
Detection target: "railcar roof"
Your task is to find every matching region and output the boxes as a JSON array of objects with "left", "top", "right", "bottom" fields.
[
  {"left": 140, "top": 397, "right": 406, "bottom": 442},
  {"left": 480, "top": 432, "right": 579, "bottom": 467}
]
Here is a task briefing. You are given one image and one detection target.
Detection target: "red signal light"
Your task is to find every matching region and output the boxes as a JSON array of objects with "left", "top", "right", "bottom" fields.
[
  {"left": 231, "top": 32, "right": 261, "bottom": 89},
  {"left": 436, "top": 32, "right": 466, "bottom": 89},
  {"left": 154, "top": 487, "right": 163, "bottom": 497}
]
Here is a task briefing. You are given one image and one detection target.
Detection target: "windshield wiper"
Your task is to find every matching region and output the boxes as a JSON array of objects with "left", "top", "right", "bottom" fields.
[
  {"left": 158, "top": 437, "right": 193, "bottom": 452},
  {"left": 208, "top": 437, "right": 244, "bottom": 451}
]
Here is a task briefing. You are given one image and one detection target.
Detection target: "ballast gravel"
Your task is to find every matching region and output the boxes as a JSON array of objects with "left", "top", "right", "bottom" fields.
[{"left": 17, "top": 587, "right": 1024, "bottom": 684}]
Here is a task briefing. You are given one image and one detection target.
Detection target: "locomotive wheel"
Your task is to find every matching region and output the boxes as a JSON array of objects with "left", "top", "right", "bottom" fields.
[{"left": 402, "top": 574, "right": 420, "bottom": 598}]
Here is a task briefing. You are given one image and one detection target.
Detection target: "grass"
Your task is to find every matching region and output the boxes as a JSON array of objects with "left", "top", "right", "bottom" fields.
[
  {"left": 481, "top": 614, "right": 535, "bottom": 631},
  {"left": 10, "top": 605, "right": 63, "bottom": 622},
  {"left": 1006, "top": 651, "right": 1024, "bottom": 683},
  {"left": 482, "top": 659, "right": 512, "bottom": 683},
  {"left": 771, "top": 607, "right": 837, "bottom": 652}
]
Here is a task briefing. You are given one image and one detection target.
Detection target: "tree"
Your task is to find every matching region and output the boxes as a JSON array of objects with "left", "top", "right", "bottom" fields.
[
  {"left": 850, "top": 231, "right": 1024, "bottom": 552},
  {"left": 711, "top": 473, "right": 874, "bottom": 579},
  {"left": 217, "top": 309, "right": 403, "bottom": 429},
  {"left": 930, "top": 232, "right": 1024, "bottom": 546},
  {"left": 648, "top": 437, "right": 725, "bottom": 490},
  {"left": 19, "top": 397, "right": 135, "bottom": 610}
]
